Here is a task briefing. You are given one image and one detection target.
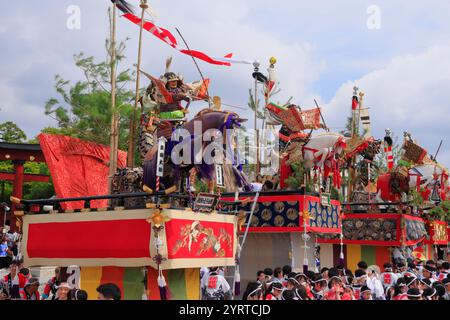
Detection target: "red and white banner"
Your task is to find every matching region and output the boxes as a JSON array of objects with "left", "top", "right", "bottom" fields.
[{"left": 123, "top": 13, "right": 251, "bottom": 66}]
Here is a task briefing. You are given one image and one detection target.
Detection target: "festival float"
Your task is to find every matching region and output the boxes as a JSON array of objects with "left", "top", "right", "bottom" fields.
[{"left": 3, "top": 0, "right": 450, "bottom": 301}]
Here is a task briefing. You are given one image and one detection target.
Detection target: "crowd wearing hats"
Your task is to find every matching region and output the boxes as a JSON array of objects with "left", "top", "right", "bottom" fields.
[
  {"left": 243, "top": 258, "right": 450, "bottom": 300},
  {"left": 0, "top": 263, "right": 122, "bottom": 300}
]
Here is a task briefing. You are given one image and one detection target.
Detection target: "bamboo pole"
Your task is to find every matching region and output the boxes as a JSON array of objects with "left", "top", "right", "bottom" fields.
[
  {"left": 254, "top": 74, "right": 260, "bottom": 175},
  {"left": 108, "top": 4, "right": 118, "bottom": 194},
  {"left": 127, "top": 1, "right": 148, "bottom": 167}
]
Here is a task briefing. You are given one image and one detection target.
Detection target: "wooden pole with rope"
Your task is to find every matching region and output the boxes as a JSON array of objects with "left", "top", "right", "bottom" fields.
[
  {"left": 108, "top": 3, "right": 118, "bottom": 195},
  {"left": 175, "top": 28, "right": 212, "bottom": 109},
  {"left": 127, "top": 0, "right": 148, "bottom": 167},
  {"left": 314, "top": 99, "right": 329, "bottom": 132},
  {"left": 253, "top": 61, "right": 260, "bottom": 176}
]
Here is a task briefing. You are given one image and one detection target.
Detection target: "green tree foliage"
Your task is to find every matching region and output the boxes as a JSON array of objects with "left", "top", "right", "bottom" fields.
[
  {"left": 22, "top": 162, "right": 55, "bottom": 200},
  {"left": 0, "top": 121, "right": 27, "bottom": 143},
  {"left": 247, "top": 89, "right": 265, "bottom": 122},
  {"left": 44, "top": 38, "right": 135, "bottom": 152}
]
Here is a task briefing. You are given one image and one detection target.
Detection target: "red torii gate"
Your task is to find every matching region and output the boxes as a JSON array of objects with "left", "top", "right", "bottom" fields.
[{"left": 0, "top": 142, "right": 50, "bottom": 230}]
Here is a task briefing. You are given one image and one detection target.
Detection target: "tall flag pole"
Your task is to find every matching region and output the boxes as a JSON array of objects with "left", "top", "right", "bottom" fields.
[
  {"left": 252, "top": 61, "right": 261, "bottom": 175},
  {"left": 108, "top": 2, "right": 118, "bottom": 194},
  {"left": 348, "top": 86, "right": 359, "bottom": 202},
  {"left": 127, "top": 0, "right": 148, "bottom": 167},
  {"left": 351, "top": 86, "right": 359, "bottom": 137}
]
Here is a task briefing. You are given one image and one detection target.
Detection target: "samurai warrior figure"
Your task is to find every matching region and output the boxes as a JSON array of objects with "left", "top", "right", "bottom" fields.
[{"left": 158, "top": 71, "right": 191, "bottom": 121}]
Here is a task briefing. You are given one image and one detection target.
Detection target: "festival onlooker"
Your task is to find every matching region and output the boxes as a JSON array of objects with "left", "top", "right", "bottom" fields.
[
  {"left": 42, "top": 267, "right": 62, "bottom": 300},
  {"left": 311, "top": 274, "right": 327, "bottom": 300},
  {"left": 422, "top": 287, "right": 438, "bottom": 300},
  {"left": 381, "top": 263, "right": 398, "bottom": 289},
  {"left": 265, "top": 282, "right": 283, "bottom": 300},
  {"left": 407, "top": 288, "right": 422, "bottom": 300},
  {"left": 256, "top": 270, "right": 265, "bottom": 284},
  {"left": 422, "top": 265, "right": 437, "bottom": 284},
  {"left": 442, "top": 277, "right": 450, "bottom": 300},
  {"left": 200, "top": 267, "right": 231, "bottom": 300},
  {"left": 0, "top": 237, "right": 12, "bottom": 269},
  {"left": 55, "top": 282, "right": 71, "bottom": 300},
  {"left": 3, "top": 261, "right": 26, "bottom": 299},
  {"left": 70, "top": 289, "right": 88, "bottom": 300},
  {"left": 263, "top": 268, "right": 273, "bottom": 282},
  {"left": 272, "top": 267, "right": 283, "bottom": 284},
  {"left": 243, "top": 282, "right": 263, "bottom": 300},
  {"left": 97, "top": 283, "right": 121, "bottom": 300},
  {"left": 360, "top": 286, "right": 372, "bottom": 300},
  {"left": 20, "top": 277, "right": 40, "bottom": 300},
  {"left": 0, "top": 281, "right": 10, "bottom": 300}
]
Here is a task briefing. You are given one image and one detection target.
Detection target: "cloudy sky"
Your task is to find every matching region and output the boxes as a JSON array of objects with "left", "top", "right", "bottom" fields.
[{"left": 1, "top": 0, "right": 450, "bottom": 166}]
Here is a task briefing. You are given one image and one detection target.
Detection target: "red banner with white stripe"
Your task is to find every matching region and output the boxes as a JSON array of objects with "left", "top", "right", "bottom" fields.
[{"left": 122, "top": 13, "right": 250, "bottom": 66}]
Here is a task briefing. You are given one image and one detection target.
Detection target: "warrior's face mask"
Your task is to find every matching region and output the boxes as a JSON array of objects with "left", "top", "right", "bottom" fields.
[{"left": 168, "top": 81, "right": 178, "bottom": 89}]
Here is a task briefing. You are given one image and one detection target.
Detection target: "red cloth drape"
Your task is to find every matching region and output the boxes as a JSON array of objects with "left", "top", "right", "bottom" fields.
[{"left": 38, "top": 134, "right": 127, "bottom": 209}]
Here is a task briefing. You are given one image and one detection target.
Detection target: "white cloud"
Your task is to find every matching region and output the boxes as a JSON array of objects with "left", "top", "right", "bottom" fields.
[
  {"left": 324, "top": 44, "right": 450, "bottom": 167},
  {"left": 0, "top": 81, "right": 56, "bottom": 139}
]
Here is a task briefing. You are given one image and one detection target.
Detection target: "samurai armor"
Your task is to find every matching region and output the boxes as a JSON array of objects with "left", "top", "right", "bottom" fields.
[
  {"left": 403, "top": 141, "right": 427, "bottom": 164},
  {"left": 157, "top": 122, "right": 174, "bottom": 140},
  {"left": 111, "top": 167, "right": 146, "bottom": 209}
]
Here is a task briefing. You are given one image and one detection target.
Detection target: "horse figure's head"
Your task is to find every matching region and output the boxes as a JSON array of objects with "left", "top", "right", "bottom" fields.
[{"left": 194, "top": 109, "right": 247, "bottom": 130}]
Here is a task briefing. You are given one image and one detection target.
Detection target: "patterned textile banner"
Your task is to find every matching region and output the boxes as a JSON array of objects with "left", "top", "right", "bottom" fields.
[
  {"left": 403, "top": 140, "right": 428, "bottom": 164},
  {"left": 221, "top": 194, "right": 341, "bottom": 234},
  {"left": 318, "top": 214, "right": 429, "bottom": 247},
  {"left": 427, "top": 220, "right": 448, "bottom": 245},
  {"left": 22, "top": 209, "right": 237, "bottom": 269},
  {"left": 300, "top": 108, "right": 324, "bottom": 130}
]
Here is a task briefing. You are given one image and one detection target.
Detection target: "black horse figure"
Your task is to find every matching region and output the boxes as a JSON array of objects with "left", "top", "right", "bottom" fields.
[{"left": 142, "top": 109, "right": 251, "bottom": 192}]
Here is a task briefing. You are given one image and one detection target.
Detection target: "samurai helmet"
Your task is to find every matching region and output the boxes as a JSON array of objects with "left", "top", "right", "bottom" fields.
[{"left": 161, "top": 72, "right": 183, "bottom": 86}]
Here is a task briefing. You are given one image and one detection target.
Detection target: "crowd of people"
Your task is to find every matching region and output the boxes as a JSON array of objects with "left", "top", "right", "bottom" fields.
[
  {"left": 0, "top": 263, "right": 121, "bottom": 300},
  {"left": 240, "top": 258, "right": 450, "bottom": 300}
]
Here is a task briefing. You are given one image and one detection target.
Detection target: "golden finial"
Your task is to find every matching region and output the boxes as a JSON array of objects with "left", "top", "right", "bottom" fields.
[
  {"left": 359, "top": 91, "right": 365, "bottom": 100},
  {"left": 269, "top": 57, "right": 277, "bottom": 67}
]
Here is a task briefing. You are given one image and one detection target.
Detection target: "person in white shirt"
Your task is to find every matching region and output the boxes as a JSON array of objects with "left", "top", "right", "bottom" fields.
[
  {"left": 366, "top": 266, "right": 385, "bottom": 300},
  {"left": 380, "top": 263, "right": 398, "bottom": 290},
  {"left": 201, "top": 267, "right": 231, "bottom": 300}
]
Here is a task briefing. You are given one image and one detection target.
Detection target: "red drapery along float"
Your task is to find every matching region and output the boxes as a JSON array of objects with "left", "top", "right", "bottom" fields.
[{"left": 38, "top": 134, "right": 127, "bottom": 210}]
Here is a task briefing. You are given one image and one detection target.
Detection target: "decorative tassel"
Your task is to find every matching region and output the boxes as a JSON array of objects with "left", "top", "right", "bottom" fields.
[
  {"left": 158, "top": 272, "right": 167, "bottom": 300},
  {"left": 303, "top": 263, "right": 309, "bottom": 274},
  {"left": 303, "top": 255, "right": 309, "bottom": 273},
  {"left": 234, "top": 267, "right": 241, "bottom": 296},
  {"left": 339, "top": 251, "right": 345, "bottom": 267}
]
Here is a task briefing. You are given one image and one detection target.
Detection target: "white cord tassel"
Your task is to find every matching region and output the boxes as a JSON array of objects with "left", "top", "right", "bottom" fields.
[{"left": 158, "top": 272, "right": 167, "bottom": 287}]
